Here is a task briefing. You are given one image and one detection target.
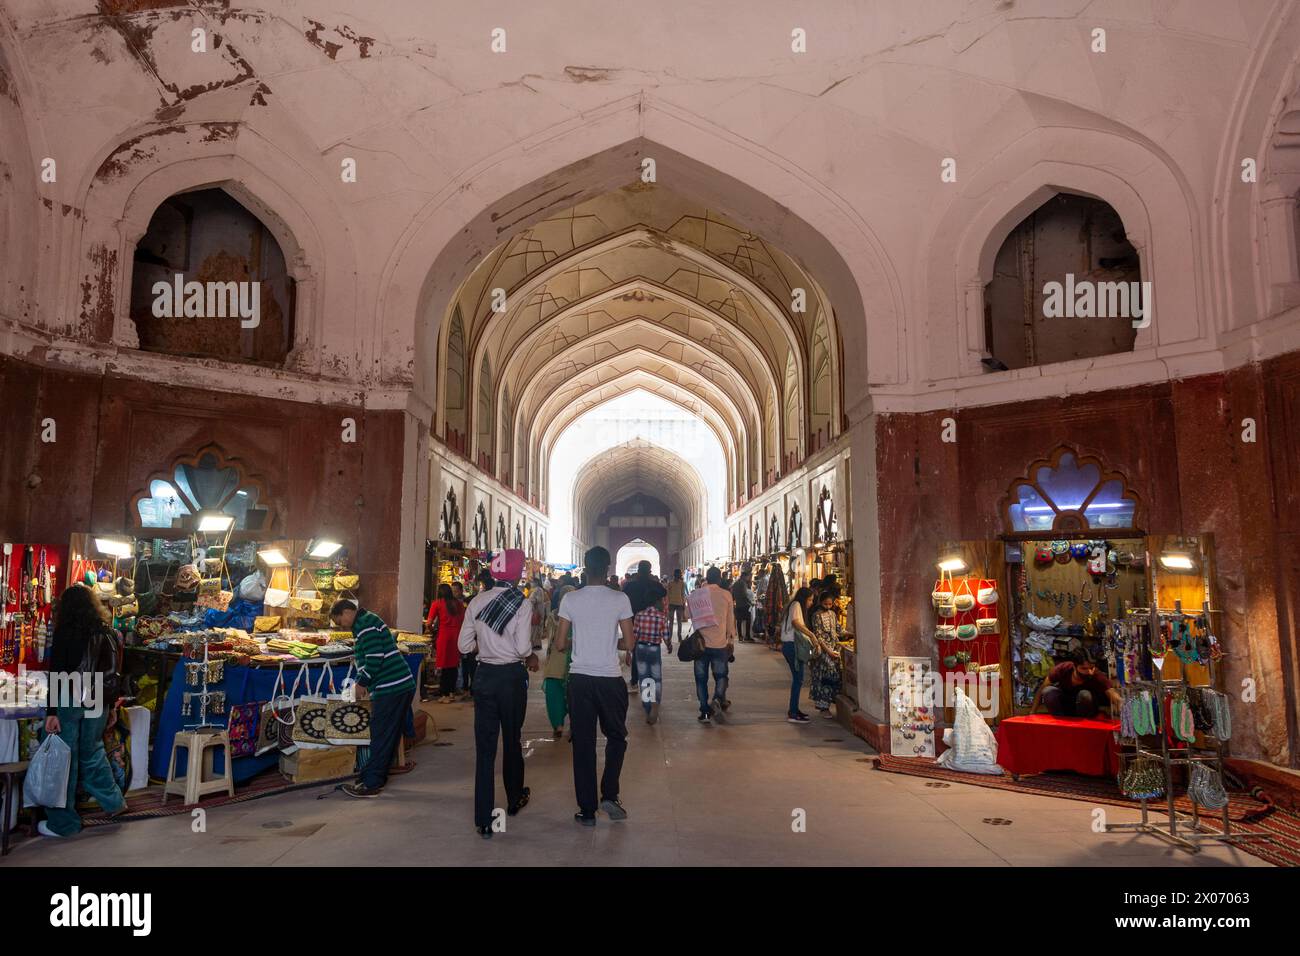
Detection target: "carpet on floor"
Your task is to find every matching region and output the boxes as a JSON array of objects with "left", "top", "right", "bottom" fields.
[
  {"left": 873, "top": 753, "right": 1300, "bottom": 867},
  {"left": 79, "top": 768, "right": 352, "bottom": 825}
]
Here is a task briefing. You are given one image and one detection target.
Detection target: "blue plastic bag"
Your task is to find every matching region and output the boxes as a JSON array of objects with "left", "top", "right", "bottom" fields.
[{"left": 23, "top": 732, "right": 71, "bottom": 808}]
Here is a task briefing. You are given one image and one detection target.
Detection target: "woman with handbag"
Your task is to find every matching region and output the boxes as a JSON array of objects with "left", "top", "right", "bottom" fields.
[
  {"left": 38, "top": 585, "right": 127, "bottom": 836},
  {"left": 780, "top": 587, "right": 816, "bottom": 723},
  {"left": 807, "top": 589, "right": 844, "bottom": 719},
  {"left": 426, "top": 583, "right": 465, "bottom": 701}
]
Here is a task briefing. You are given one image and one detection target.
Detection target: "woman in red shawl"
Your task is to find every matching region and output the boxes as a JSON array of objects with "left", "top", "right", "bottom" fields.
[{"left": 426, "top": 583, "right": 465, "bottom": 700}]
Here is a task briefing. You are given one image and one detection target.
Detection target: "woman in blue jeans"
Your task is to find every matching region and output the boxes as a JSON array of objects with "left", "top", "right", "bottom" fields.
[
  {"left": 38, "top": 584, "right": 127, "bottom": 837},
  {"left": 780, "top": 588, "right": 815, "bottom": 723}
]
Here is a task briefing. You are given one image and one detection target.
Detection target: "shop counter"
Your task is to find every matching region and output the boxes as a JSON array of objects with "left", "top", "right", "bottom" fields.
[
  {"left": 995, "top": 714, "right": 1121, "bottom": 779},
  {"left": 148, "top": 655, "right": 424, "bottom": 784}
]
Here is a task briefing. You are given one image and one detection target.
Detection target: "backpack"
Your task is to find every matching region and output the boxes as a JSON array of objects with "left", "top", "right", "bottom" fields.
[{"left": 78, "top": 626, "right": 123, "bottom": 707}]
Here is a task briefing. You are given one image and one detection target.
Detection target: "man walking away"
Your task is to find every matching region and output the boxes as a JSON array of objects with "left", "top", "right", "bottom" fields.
[
  {"left": 666, "top": 569, "right": 687, "bottom": 640},
  {"left": 623, "top": 560, "right": 667, "bottom": 693},
  {"left": 331, "top": 600, "right": 416, "bottom": 798},
  {"left": 459, "top": 549, "right": 539, "bottom": 838},
  {"left": 632, "top": 596, "right": 671, "bottom": 724},
  {"left": 556, "top": 547, "right": 634, "bottom": 826},
  {"left": 691, "top": 566, "right": 736, "bottom": 723}
]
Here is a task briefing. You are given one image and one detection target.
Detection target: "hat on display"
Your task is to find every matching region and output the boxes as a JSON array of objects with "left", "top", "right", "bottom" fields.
[{"left": 490, "top": 549, "right": 526, "bottom": 582}]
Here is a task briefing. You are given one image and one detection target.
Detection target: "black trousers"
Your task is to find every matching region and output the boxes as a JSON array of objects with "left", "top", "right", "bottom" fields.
[
  {"left": 472, "top": 662, "right": 529, "bottom": 828},
  {"left": 358, "top": 689, "right": 414, "bottom": 790},
  {"left": 568, "top": 673, "right": 629, "bottom": 816},
  {"left": 461, "top": 652, "right": 478, "bottom": 692},
  {"left": 438, "top": 666, "right": 458, "bottom": 697}
]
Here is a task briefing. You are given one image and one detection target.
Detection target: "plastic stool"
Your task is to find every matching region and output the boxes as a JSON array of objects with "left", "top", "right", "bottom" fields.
[{"left": 162, "top": 730, "right": 235, "bottom": 806}]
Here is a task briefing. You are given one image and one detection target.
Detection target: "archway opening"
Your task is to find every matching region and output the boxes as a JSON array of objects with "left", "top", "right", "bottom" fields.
[{"left": 616, "top": 538, "right": 661, "bottom": 578}]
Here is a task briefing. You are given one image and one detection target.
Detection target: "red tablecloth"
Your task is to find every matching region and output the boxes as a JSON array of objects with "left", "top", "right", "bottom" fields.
[{"left": 995, "top": 714, "right": 1121, "bottom": 778}]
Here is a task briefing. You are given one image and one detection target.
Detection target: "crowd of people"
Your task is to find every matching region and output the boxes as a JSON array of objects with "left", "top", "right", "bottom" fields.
[
  {"left": 415, "top": 547, "right": 852, "bottom": 836},
  {"left": 31, "top": 546, "right": 851, "bottom": 841}
]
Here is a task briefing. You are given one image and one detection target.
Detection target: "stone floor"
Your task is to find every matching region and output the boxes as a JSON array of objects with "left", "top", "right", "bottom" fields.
[{"left": 4, "top": 641, "right": 1272, "bottom": 867}]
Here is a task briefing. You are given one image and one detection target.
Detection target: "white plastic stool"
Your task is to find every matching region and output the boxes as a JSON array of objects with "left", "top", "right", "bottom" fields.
[{"left": 162, "top": 730, "right": 235, "bottom": 806}]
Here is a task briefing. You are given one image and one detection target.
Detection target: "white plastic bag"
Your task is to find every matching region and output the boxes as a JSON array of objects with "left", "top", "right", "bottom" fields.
[
  {"left": 936, "top": 687, "right": 1003, "bottom": 775},
  {"left": 23, "top": 733, "right": 72, "bottom": 808}
]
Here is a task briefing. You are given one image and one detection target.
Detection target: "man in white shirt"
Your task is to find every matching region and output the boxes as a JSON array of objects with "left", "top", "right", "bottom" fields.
[
  {"left": 458, "top": 549, "right": 539, "bottom": 838},
  {"left": 555, "top": 546, "right": 634, "bottom": 826}
]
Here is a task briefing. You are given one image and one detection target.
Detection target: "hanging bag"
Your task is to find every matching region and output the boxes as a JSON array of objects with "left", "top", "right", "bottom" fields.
[
  {"left": 197, "top": 557, "right": 233, "bottom": 612},
  {"left": 325, "top": 661, "right": 372, "bottom": 745},
  {"left": 255, "top": 662, "right": 290, "bottom": 755},
  {"left": 292, "top": 664, "right": 335, "bottom": 750},
  {"left": 226, "top": 668, "right": 260, "bottom": 758},
  {"left": 134, "top": 559, "right": 160, "bottom": 616}
]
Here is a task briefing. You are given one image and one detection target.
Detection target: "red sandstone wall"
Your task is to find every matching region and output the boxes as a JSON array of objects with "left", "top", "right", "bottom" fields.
[{"left": 0, "top": 354, "right": 404, "bottom": 622}]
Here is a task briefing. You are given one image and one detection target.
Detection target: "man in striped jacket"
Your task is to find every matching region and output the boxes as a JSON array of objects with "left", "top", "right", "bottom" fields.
[{"left": 330, "top": 599, "right": 416, "bottom": 798}]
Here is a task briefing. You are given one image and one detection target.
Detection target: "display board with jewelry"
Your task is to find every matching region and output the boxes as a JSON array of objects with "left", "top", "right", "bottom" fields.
[
  {"left": 0, "top": 543, "right": 64, "bottom": 671},
  {"left": 1009, "top": 536, "right": 1148, "bottom": 712}
]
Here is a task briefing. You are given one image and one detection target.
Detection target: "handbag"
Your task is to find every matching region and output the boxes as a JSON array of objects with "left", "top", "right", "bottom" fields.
[
  {"left": 325, "top": 663, "right": 372, "bottom": 745},
  {"left": 227, "top": 668, "right": 260, "bottom": 758},
  {"left": 676, "top": 630, "right": 705, "bottom": 663},
  {"left": 314, "top": 568, "right": 336, "bottom": 592},
  {"left": 134, "top": 559, "right": 162, "bottom": 615},
  {"left": 686, "top": 587, "right": 718, "bottom": 630},
  {"left": 292, "top": 664, "right": 335, "bottom": 750},
  {"left": 333, "top": 573, "right": 359, "bottom": 590},
  {"left": 1188, "top": 763, "right": 1229, "bottom": 810},
  {"left": 196, "top": 559, "right": 233, "bottom": 611},
  {"left": 253, "top": 616, "right": 282, "bottom": 633},
  {"left": 256, "top": 663, "right": 291, "bottom": 755}
]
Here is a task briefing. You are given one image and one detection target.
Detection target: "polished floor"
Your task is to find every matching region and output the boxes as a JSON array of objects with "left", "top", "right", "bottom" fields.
[{"left": 4, "top": 641, "right": 1271, "bottom": 867}]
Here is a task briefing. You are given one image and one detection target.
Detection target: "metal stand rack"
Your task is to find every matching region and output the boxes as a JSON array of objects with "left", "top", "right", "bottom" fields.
[{"left": 1105, "top": 600, "right": 1269, "bottom": 853}]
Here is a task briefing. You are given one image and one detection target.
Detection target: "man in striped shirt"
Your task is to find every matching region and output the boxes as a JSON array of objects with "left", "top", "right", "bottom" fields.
[{"left": 330, "top": 599, "right": 416, "bottom": 798}]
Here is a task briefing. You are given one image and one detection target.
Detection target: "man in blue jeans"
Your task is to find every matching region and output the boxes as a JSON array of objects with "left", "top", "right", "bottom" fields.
[{"left": 690, "top": 566, "right": 736, "bottom": 723}]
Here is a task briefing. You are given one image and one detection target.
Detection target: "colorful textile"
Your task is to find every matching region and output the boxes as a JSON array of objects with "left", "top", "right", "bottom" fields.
[{"left": 632, "top": 605, "right": 670, "bottom": 645}]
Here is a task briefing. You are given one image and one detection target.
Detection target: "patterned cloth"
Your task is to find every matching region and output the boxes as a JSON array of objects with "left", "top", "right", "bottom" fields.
[
  {"left": 764, "top": 572, "right": 788, "bottom": 638},
  {"left": 632, "top": 605, "right": 670, "bottom": 645},
  {"left": 808, "top": 607, "right": 843, "bottom": 709},
  {"left": 477, "top": 585, "right": 525, "bottom": 636}
]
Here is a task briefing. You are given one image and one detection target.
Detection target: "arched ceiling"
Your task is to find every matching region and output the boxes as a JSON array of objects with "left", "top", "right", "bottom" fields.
[
  {"left": 572, "top": 440, "right": 708, "bottom": 545},
  {"left": 438, "top": 185, "right": 843, "bottom": 512}
]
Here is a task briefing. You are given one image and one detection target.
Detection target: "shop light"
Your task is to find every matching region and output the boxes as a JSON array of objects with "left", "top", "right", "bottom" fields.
[
  {"left": 1022, "top": 503, "right": 1125, "bottom": 513},
  {"left": 1159, "top": 542, "right": 1198, "bottom": 571},
  {"left": 257, "top": 548, "right": 291, "bottom": 567},
  {"left": 196, "top": 512, "right": 235, "bottom": 532},
  {"left": 307, "top": 538, "right": 343, "bottom": 559},
  {"left": 94, "top": 536, "right": 133, "bottom": 559},
  {"left": 937, "top": 543, "right": 967, "bottom": 573}
]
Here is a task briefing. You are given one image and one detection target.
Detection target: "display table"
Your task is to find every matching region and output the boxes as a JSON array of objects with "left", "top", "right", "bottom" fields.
[
  {"left": 995, "top": 714, "right": 1121, "bottom": 779},
  {"left": 148, "top": 656, "right": 423, "bottom": 784}
]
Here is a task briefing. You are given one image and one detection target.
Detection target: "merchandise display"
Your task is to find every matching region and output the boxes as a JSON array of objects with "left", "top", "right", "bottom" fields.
[
  {"left": 888, "top": 657, "right": 935, "bottom": 757},
  {"left": 1, "top": 543, "right": 64, "bottom": 669}
]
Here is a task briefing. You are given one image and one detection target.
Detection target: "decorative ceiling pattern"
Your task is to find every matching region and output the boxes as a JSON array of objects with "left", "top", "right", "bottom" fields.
[
  {"left": 571, "top": 440, "right": 708, "bottom": 545},
  {"left": 439, "top": 186, "right": 843, "bottom": 515}
]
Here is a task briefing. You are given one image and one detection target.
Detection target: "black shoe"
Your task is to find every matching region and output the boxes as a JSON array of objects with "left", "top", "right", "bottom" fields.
[
  {"left": 698, "top": 712, "right": 712, "bottom": 723},
  {"left": 787, "top": 713, "right": 811, "bottom": 723},
  {"left": 508, "top": 787, "right": 531, "bottom": 816},
  {"left": 600, "top": 798, "right": 628, "bottom": 820},
  {"left": 341, "top": 783, "right": 381, "bottom": 799},
  {"left": 574, "top": 812, "right": 596, "bottom": 827},
  {"left": 477, "top": 825, "right": 493, "bottom": 839}
]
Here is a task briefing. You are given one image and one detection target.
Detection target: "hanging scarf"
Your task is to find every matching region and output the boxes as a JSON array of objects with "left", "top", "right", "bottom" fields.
[{"left": 477, "top": 584, "right": 525, "bottom": 636}]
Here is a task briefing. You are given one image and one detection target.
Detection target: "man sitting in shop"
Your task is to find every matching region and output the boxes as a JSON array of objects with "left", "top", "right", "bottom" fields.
[{"left": 1031, "top": 647, "right": 1122, "bottom": 720}]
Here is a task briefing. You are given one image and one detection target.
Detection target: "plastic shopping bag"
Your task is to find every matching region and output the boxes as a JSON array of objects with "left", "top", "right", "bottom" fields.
[
  {"left": 935, "top": 687, "right": 1003, "bottom": 776},
  {"left": 23, "top": 733, "right": 72, "bottom": 809}
]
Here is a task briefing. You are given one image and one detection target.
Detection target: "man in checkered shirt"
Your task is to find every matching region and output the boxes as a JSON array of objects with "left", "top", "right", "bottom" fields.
[{"left": 631, "top": 598, "right": 671, "bottom": 725}]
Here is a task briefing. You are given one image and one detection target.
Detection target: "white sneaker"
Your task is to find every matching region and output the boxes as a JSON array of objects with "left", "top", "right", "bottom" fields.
[{"left": 37, "top": 821, "right": 62, "bottom": 838}]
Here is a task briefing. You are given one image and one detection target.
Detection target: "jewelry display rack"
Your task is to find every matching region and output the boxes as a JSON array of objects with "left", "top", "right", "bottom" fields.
[
  {"left": 183, "top": 633, "right": 221, "bottom": 731},
  {"left": 1106, "top": 599, "right": 1269, "bottom": 853}
]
